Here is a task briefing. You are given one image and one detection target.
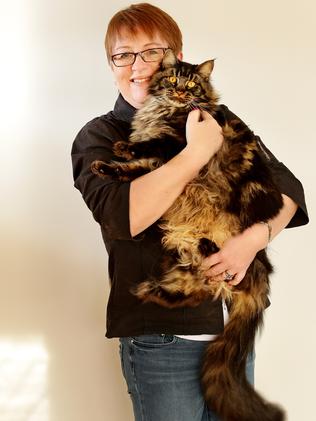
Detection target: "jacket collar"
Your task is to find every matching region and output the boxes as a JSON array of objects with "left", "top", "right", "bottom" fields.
[{"left": 113, "top": 94, "right": 136, "bottom": 123}]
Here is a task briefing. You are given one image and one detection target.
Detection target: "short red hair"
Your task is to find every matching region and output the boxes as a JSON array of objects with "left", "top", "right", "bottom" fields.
[{"left": 105, "top": 3, "right": 183, "bottom": 63}]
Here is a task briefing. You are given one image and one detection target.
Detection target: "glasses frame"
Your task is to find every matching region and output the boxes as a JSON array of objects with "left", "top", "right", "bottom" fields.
[{"left": 111, "top": 47, "right": 170, "bottom": 67}]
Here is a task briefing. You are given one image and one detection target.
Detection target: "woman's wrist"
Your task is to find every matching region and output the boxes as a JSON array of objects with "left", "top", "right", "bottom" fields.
[
  {"left": 241, "top": 222, "right": 271, "bottom": 252},
  {"left": 178, "top": 144, "right": 210, "bottom": 171}
]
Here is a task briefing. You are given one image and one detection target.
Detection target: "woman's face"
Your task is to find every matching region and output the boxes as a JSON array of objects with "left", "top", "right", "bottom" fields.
[{"left": 110, "top": 30, "right": 173, "bottom": 109}]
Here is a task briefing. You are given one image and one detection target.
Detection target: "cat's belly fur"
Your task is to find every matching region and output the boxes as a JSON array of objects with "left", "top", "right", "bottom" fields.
[{"left": 160, "top": 177, "right": 240, "bottom": 267}]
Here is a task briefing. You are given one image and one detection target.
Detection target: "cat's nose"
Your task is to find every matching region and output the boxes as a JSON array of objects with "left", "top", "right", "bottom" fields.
[{"left": 175, "top": 91, "right": 186, "bottom": 98}]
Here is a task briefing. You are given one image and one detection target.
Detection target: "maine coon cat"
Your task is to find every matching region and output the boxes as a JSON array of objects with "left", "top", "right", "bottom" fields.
[{"left": 91, "top": 50, "right": 285, "bottom": 421}]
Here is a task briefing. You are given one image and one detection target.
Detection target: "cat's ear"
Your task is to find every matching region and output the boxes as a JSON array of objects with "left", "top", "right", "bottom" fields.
[
  {"left": 196, "top": 59, "right": 215, "bottom": 79},
  {"left": 161, "top": 49, "right": 178, "bottom": 69}
]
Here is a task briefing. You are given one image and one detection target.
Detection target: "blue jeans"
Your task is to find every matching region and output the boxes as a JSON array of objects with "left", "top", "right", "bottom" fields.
[{"left": 119, "top": 334, "right": 255, "bottom": 421}]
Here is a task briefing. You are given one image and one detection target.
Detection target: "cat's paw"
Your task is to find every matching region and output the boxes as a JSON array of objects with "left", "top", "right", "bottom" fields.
[
  {"left": 198, "top": 238, "right": 219, "bottom": 257},
  {"left": 113, "top": 141, "right": 136, "bottom": 160},
  {"left": 91, "top": 160, "right": 120, "bottom": 178}
]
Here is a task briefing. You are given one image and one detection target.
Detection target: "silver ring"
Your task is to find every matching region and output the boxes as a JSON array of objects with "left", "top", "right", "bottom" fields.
[{"left": 224, "top": 271, "right": 234, "bottom": 281}]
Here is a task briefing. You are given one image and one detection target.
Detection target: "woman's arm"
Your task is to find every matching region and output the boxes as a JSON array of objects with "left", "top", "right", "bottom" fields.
[
  {"left": 203, "top": 194, "right": 298, "bottom": 285},
  {"left": 129, "top": 110, "right": 223, "bottom": 237}
]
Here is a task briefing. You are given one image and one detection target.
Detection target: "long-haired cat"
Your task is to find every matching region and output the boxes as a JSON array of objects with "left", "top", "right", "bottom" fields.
[{"left": 91, "top": 50, "right": 285, "bottom": 421}]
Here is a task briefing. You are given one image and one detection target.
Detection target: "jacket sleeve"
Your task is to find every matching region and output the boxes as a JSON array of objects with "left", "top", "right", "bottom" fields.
[
  {"left": 71, "top": 117, "right": 132, "bottom": 240},
  {"left": 220, "top": 105, "right": 309, "bottom": 228}
]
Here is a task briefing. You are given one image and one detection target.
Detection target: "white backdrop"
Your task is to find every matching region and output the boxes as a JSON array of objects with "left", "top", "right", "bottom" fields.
[{"left": 1, "top": 1, "right": 315, "bottom": 420}]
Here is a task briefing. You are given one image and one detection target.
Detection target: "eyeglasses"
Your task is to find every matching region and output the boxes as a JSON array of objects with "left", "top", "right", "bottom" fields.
[{"left": 111, "top": 47, "right": 170, "bottom": 67}]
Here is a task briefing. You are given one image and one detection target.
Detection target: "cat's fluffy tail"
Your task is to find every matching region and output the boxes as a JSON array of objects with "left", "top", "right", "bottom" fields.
[{"left": 202, "top": 283, "right": 285, "bottom": 421}]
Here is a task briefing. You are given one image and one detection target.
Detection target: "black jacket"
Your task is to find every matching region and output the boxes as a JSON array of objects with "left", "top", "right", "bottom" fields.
[{"left": 71, "top": 94, "right": 309, "bottom": 338}]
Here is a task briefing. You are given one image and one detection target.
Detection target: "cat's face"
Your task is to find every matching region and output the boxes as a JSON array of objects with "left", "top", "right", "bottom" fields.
[{"left": 148, "top": 50, "right": 217, "bottom": 111}]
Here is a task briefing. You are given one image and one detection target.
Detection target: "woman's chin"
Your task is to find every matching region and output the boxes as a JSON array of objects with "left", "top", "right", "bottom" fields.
[{"left": 129, "top": 85, "right": 149, "bottom": 108}]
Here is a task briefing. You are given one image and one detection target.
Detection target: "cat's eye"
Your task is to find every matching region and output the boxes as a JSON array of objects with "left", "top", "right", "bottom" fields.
[
  {"left": 168, "top": 76, "right": 177, "bottom": 84},
  {"left": 186, "top": 81, "right": 196, "bottom": 88}
]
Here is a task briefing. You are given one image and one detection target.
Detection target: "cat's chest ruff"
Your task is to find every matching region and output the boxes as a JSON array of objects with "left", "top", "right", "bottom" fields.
[
  {"left": 130, "top": 98, "right": 186, "bottom": 143},
  {"left": 138, "top": 98, "right": 178, "bottom": 121}
]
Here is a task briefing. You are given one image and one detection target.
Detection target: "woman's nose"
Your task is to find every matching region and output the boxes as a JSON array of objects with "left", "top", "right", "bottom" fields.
[{"left": 131, "top": 53, "right": 147, "bottom": 71}]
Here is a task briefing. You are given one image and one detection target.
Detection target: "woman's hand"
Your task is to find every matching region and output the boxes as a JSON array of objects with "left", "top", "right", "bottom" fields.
[
  {"left": 181, "top": 109, "right": 223, "bottom": 167},
  {"left": 201, "top": 223, "right": 270, "bottom": 286}
]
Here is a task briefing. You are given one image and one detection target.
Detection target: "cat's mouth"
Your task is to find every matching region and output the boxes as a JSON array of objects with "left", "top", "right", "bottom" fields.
[
  {"left": 167, "top": 100, "right": 188, "bottom": 108},
  {"left": 167, "top": 96, "right": 191, "bottom": 108}
]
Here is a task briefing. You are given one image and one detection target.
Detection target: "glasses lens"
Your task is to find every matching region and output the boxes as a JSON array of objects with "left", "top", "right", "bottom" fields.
[
  {"left": 112, "top": 48, "right": 167, "bottom": 67},
  {"left": 112, "top": 52, "right": 134, "bottom": 67},
  {"left": 142, "top": 48, "right": 165, "bottom": 62}
]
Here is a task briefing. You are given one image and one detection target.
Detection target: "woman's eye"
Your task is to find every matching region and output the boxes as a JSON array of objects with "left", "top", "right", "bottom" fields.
[
  {"left": 168, "top": 76, "right": 177, "bottom": 84},
  {"left": 186, "top": 81, "right": 196, "bottom": 88},
  {"left": 118, "top": 53, "right": 130, "bottom": 59}
]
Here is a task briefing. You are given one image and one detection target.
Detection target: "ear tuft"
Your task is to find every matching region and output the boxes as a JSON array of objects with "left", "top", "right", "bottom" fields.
[
  {"left": 161, "top": 49, "right": 178, "bottom": 69},
  {"left": 196, "top": 59, "right": 215, "bottom": 79}
]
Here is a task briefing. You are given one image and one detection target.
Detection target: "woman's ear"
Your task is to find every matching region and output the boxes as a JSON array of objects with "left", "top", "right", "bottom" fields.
[{"left": 177, "top": 51, "right": 183, "bottom": 60}]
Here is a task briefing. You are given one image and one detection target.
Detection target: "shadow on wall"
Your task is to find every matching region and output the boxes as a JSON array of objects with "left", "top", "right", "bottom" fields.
[{"left": 0, "top": 231, "right": 133, "bottom": 421}]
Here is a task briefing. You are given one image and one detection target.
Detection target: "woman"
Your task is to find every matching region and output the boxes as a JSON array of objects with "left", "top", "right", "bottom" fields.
[{"left": 71, "top": 3, "right": 308, "bottom": 421}]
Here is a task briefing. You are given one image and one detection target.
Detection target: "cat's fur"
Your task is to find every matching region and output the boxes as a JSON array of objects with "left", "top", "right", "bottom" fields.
[{"left": 92, "top": 50, "right": 285, "bottom": 421}]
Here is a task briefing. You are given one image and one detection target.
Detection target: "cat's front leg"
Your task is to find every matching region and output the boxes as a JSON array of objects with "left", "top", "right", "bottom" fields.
[
  {"left": 114, "top": 137, "right": 183, "bottom": 161},
  {"left": 91, "top": 158, "right": 162, "bottom": 181},
  {"left": 113, "top": 140, "right": 161, "bottom": 160}
]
